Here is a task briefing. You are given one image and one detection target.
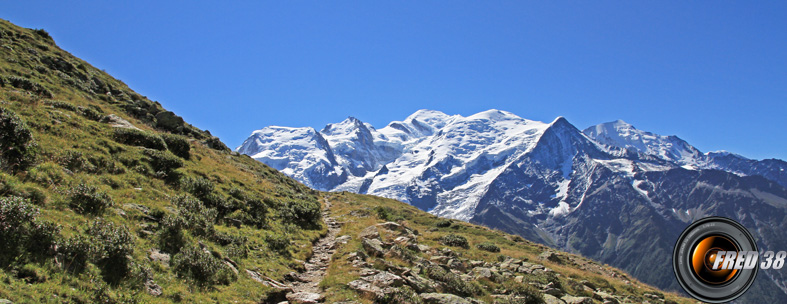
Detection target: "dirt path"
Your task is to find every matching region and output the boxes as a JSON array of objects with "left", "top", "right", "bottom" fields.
[{"left": 283, "top": 197, "right": 340, "bottom": 303}]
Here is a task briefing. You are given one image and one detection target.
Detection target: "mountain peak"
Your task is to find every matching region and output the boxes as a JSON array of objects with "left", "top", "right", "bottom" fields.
[
  {"left": 320, "top": 116, "right": 367, "bottom": 135},
  {"left": 467, "top": 109, "right": 521, "bottom": 121}
]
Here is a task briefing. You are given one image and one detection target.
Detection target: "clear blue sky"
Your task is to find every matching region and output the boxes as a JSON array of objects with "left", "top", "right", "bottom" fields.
[{"left": 4, "top": 1, "right": 786, "bottom": 160}]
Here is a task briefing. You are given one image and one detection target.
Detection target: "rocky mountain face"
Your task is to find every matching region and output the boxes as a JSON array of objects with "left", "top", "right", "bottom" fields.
[{"left": 238, "top": 110, "right": 787, "bottom": 302}]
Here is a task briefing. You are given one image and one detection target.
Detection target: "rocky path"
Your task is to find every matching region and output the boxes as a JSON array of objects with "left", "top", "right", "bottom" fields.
[{"left": 283, "top": 197, "right": 341, "bottom": 304}]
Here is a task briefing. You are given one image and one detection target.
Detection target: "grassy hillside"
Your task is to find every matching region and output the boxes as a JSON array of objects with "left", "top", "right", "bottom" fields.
[
  {"left": 0, "top": 18, "right": 326, "bottom": 303},
  {"left": 0, "top": 18, "right": 692, "bottom": 304}
]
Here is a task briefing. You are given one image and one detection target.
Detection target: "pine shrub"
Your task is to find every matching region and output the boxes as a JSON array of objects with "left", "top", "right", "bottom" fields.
[
  {"left": 0, "top": 107, "right": 38, "bottom": 172},
  {"left": 440, "top": 233, "right": 469, "bottom": 249},
  {"left": 112, "top": 127, "right": 167, "bottom": 151},
  {"left": 68, "top": 183, "right": 114, "bottom": 215}
]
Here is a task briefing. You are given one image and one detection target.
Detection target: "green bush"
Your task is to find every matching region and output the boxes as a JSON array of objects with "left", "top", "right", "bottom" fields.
[
  {"left": 423, "top": 264, "right": 483, "bottom": 297},
  {"left": 78, "top": 106, "right": 103, "bottom": 121},
  {"left": 440, "top": 234, "right": 469, "bottom": 249},
  {"left": 435, "top": 219, "right": 453, "bottom": 228},
  {"left": 173, "top": 195, "right": 217, "bottom": 237},
  {"left": 181, "top": 176, "right": 215, "bottom": 199},
  {"left": 374, "top": 206, "right": 404, "bottom": 222},
  {"left": 203, "top": 136, "right": 229, "bottom": 152},
  {"left": 172, "top": 245, "right": 236, "bottom": 287},
  {"left": 59, "top": 234, "right": 94, "bottom": 273},
  {"left": 59, "top": 150, "right": 123, "bottom": 174},
  {"left": 2, "top": 76, "right": 52, "bottom": 98},
  {"left": 265, "top": 233, "right": 290, "bottom": 255},
  {"left": 476, "top": 242, "right": 501, "bottom": 253},
  {"left": 143, "top": 149, "right": 183, "bottom": 173},
  {"left": 379, "top": 285, "right": 422, "bottom": 304},
  {"left": 86, "top": 218, "right": 134, "bottom": 283},
  {"left": 161, "top": 133, "right": 190, "bottom": 159},
  {"left": 157, "top": 214, "right": 188, "bottom": 254},
  {"left": 46, "top": 100, "right": 77, "bottom": 111},
  {"left": 496, "top": 281, "right": 545, "bottom": 304},
  {"left": 112, "top": 127, "right": 167, "bottom": 151},
  {"left": 33, "top": 28, "right": 52, "bottom": 41},
  {"left": 279, "top": 199, "right": 321, "bottom": 229},
  {"left": 68, "top": 184, "right": 114, "bottom": 215},
  {"left": 0, "top": 107, "right": 38, "bottom": 172},
  {"left": 0, "top": 196, "right": 60, "bottom": 266},
  {"left": 228, "top": 188, "right": 268, "bottom": 228}
]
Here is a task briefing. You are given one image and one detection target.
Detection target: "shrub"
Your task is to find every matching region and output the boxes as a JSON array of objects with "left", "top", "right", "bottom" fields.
[
  {"left": 279, "top": 199, "right": 321, "bottom": 229},
  {"left": 78, "top": 106, "right": 103, "bottom": 121},
  {"left": 161, "top": 133, "right": 190, "bottom": 159},
  {"left": 86, "top": 218, "right": 134, "bottom": 283},
  {"left": 374, "top": 206, "right": 403, "bottom": 222},
  {"left": 181, "top": 176, "right": 215, "bottom": 199},
  {"left": 68, "top": 184, "right": 114, "bottom": 215},
  {"left": 157, "top": 214, "right": 188, "bottom": 253},
  {"left": 440, "top": 234, "right": 469, "bottom": 249},
  {"left": 112, "top": 127, "right": 167, "bottom": 151},
  {"left": 0, "top": 196, "right": 60, "bottom": 266},
  {"left": 0, "top": 107, "right": 38, "bottom": 172},
  {"left": 423, "top": 264, "right": 483, "bottom": 297},
  {"left": 435, "top": 219, "right": 453, "bottom": 228},
  {"left": 59, "top": 234, "right": 94, "bottom": 273},
  {"left": 143, "top": 149, "right": 183, "bottom": 174},
  {"left": 496, "top": 282, "right": 545, "bottom": 304},
  {"left": 265, "top": 233, "right": 290, "bottom": 255},
  {"left": 46, "top": 100, "right": 77, "bottom": 111},
  {"left": 476, "top": 242, "right": 501, "bottom": 253},
  {"left": 33, "top": 28, "right": 52, "bottom": 41},
  {"left": 172, "top": 245, "right": 236, "bottom": 287},
  {"left": 203, "top": 136, "right": 230, "bottom": 152},
  {"left": 173, "top": 195, "right": 217, "bottom": 237},
  {"left": 228, "top": 188, "right": 268, "bottom": 228},
  {"left": 379, "top": 285, "right": 422, "bottom": 304},
  {"left": 2, "top": 76, "right": 52, "bottom": 98},
  {"left": 59, "top": 150, "right": 96, "bottom": 173},
  {"left": 243, "top": 197, "right": 268, "bottom": 228}
]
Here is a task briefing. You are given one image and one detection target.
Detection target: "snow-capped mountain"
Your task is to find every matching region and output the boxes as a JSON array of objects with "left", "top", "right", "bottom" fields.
[
  {"left": 237, "top": 110, "right": 787, "bottom": 302},
  {"left": 583, "top": 120, "right": 787, "bottom": 188}
]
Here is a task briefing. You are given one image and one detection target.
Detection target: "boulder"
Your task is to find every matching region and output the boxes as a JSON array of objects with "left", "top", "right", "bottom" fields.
[
  {"left": 543, "top": 294, "right": 566, "bottom": 304},
  {"left": 362, "top": 238, "right": 386, "bottom": 257},
  {"left": 593, "top": 291, "right": 619, "bottom": 304},
  {"left": 543, "top": 287, "right": 564, "bottom": 297},
  {"left": 148, "top": 249, "right": 170, "bottom": 265},
  {"left": 144, "top": 280, "right": 162, "bottom": 296},
  {"left": 359, "top": 226, "right": 380, "bottom": 240},
  {"left": 447, "top": 259, "right": 466, "bottom": 272},
  {"left": 286, "top": 292, "right": 323, "bottom": 304},
  {"left": 102, "top": 114, "right": 139, "bottom": 130},
  {"left": 335, "top": 235, "right": 351, "bottom": 244},
  {"left": 561, "top": 295, "right": 594, "bottom": 304},
  {"left": 404, "top": 274, "right": 437, "bottom": 293},
  {"left": 349, "top": 279, "right": 383, "bottom": 299},
  {"left": 430, "top": 256, "right": 450, "bottom": 265},
  {"left": 420, "top": 293, "right": 474, "bottom": 304},
  {"left": 472, "top": 267, "right": 493, "bottom": 279},
  {"left": 154, "top": 110, "right": 185, "bottom": 132},
  {"left": 365, "top": 271, "right": 404, "bottom": 288},
  {"left": 539, "top": 251, "right": 562, "bottom": 263}
]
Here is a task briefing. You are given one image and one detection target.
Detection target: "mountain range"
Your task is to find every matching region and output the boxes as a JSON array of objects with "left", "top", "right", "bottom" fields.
[{"left": 238, "top": 109, "right": 787, "bottom": 302}]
